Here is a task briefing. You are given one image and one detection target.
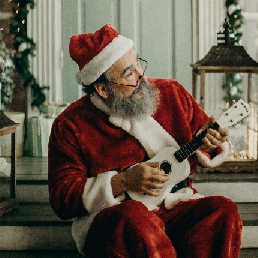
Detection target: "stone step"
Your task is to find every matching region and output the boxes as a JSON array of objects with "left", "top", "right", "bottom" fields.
[
  {"left": 0, "top": 202, "right": 257, "bottom": 250},
  {"left": 191, "top": 172, "right": 258, "bottom": 202},
  {"left": 0, "top": 250, "right": 84, "bottom": 258},
  {"left": 0, "top": 203, "right": 75, "bottom": 251},
  {"left": 0, "top": 249, "right": 257, "bottom": 258},
  {"left": 1, "top": 157, "right": 257, "bottom": 252},
  {"left": 12, "top": 172, "right": 258, "bottom": 203}
]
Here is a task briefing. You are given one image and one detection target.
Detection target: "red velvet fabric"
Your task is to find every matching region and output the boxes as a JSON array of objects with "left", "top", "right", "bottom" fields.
[
  {"left": 85, "top": 196, "right": 242, "bottom": 258},
  {"left": 48, "top": 79, "right": 208, "bottom": 219},
  {"left": 48, "top": 78, "right": 242, "bottom": 257}
]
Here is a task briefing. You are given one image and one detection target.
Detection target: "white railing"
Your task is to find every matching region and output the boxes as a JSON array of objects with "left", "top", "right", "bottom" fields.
[{"left": 27, "top": 0, "right": 62, "bottom": 107}]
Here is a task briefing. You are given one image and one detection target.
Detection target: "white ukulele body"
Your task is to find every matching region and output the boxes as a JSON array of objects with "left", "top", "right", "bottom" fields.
[{"left": 127, "top": 147, "right": 190, "bottom": 207}]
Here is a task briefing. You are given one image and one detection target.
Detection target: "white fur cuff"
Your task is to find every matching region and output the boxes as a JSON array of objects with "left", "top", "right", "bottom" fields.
[
  {"left": 164, "top": 187, "right": 205, "bottom": 210},
  {"left": 82, "top": 171, "right": 125, "bottom": 214},
  {"left": 195, "top": 141, "right": 229, "bottom": 168}
]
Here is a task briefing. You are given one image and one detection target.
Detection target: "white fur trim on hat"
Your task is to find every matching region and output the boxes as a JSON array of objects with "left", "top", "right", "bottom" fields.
[{"left": 76, "top": 35, "right": 134, "bottom": 85}]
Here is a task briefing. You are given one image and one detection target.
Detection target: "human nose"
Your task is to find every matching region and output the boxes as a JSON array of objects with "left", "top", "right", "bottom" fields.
[
  {"left": 135, "top": 63, "right": 145, "bottom": 78},
  {"left": 135, "top": 65, "right": 143, "bottom": 77},
  {"left": 135, "top": 74, "right": 147, "bottom": 88}
]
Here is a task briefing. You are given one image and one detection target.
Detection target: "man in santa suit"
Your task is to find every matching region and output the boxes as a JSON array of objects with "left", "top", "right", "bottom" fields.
[{"left": 48, "top": 24, "right": 242, "bottom": 257}]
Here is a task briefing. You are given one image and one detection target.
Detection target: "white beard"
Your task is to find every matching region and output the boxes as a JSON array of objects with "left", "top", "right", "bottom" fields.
[{"left": 105, "top": 80, "right": 159, "bottom": 120}]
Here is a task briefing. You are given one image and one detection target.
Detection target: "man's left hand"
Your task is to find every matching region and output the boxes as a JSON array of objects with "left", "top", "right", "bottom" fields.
[{"left": 201, "top": 116, "right": 228, "bottom": 152}]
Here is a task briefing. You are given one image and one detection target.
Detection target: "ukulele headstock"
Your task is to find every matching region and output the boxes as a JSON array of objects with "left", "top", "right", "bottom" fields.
[{"left": 217, "top": 99, "right": 251, "bottom": 128}]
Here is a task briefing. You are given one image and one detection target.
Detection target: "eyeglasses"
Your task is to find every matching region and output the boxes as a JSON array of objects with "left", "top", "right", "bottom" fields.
[{"left": 106, "top": 58, "right": 148, "bottom": 88}]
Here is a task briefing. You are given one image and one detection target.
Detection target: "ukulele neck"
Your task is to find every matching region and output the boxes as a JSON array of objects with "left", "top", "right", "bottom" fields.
[{"left": 174, "top": 122, "right": 220, "bottom": 162}]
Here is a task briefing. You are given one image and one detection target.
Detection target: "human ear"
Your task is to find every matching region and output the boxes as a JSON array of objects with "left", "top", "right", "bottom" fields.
[{"left": 94, "top": 84, "right": 109, "bottom": 99}]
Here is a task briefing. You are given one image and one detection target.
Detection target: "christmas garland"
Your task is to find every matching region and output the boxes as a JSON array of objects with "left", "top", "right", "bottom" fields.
[
  {"left": 222, "top": 0, "right": 244, "bottom": 103},
  {"left": 9, "top": 0, "right": 47, "bottom": 107},
  {"left": 0, "top": 29, "right": 15, "bottom": 107}
]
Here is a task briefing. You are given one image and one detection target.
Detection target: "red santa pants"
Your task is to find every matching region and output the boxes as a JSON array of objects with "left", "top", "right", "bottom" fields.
[{"left": 84, "top": 196, "right": 242, "bottom": 258}]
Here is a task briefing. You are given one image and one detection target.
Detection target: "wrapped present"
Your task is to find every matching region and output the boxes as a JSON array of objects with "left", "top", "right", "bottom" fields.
[
  {"left": 27, "top": 116, "right": 55, "bottom": 157},
  {"left": 27, "top": 117, "right": 42, "bottom": 157}
]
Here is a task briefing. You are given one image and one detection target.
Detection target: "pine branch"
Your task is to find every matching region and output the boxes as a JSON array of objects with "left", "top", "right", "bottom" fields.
[{"left": 9, "top": 0, "right": 47, "bottom": 108}]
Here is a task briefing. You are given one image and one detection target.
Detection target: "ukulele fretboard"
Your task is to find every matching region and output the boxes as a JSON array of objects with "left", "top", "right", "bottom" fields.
[{"left": 174, "top": 122, "right": 220, "bottom": 162}]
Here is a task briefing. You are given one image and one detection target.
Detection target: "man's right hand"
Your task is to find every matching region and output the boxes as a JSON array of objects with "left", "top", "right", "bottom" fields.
[{"left": 111, "top": 162, "right": 169, "bottom": 197}]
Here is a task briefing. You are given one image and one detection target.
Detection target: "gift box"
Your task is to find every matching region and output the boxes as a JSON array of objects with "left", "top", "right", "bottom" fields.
[{"left": 27, "top": 116, "right": 55, "bottom": 157}]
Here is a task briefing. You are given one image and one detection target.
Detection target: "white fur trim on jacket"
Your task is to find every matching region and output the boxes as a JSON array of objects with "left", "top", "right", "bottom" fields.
[
  {"left": 72, "top": 211, "right": 99, "bottom": 255},
  {"left": 91, "top": 93, "right": 180, "bottom": 158},
  {"left": 195, "top": 141, "right": 229, "bottom": 168},
  {"left": 164, "top": 187, "right": 205, "bottom": 210},
  {"left": 72, "top": 171, "right": 125, "bottom": 255},
  {"left": 82, "top": 171, "right": 125, "bottom": 214},
  {"left": 75, "top": 35, "right": 134, "bottom": 85}
]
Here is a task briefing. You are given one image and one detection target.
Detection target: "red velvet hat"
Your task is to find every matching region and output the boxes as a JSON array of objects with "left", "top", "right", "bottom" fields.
[{"left": 69, "top": 24, "right": 134, "bottom": 85}]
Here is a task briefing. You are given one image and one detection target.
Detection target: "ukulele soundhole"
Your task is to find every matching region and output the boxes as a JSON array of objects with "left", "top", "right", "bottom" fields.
[{"left": 159, "top": 160, "right": 172, "bottom": 175}]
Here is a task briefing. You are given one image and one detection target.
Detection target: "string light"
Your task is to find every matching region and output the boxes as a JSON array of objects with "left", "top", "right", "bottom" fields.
[{"left": 8, "top": 0, "right": 47, "bottom": 107}]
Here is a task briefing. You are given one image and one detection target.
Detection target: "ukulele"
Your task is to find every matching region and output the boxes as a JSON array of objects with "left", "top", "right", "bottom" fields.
[{"left": 127, "top": 99, "right": 251, "bottom": 207}]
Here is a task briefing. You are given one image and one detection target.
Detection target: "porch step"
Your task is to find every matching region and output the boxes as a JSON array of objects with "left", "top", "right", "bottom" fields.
[
  {"left": 0, "top": 203, "right": 75, "bottom": 251},
  {"left": 0, "top": 202, "right": 257, "bottom": 250},
  {"left": 0, "top": 250, "right": 84, "bottom": 258},
  {"left": 191, "top": 172, "right": 258, "bottom": 202},
  {"left": 1, "top": 157, "right": 257, "bottom": 254},
  {"left": 14, "top": 171, "right": 258, "bottom": 203},
  {"left": 0, "top": 249, "right": 257, "bottom": 258},
  {"left": 14, "top": 156, "right": 258, "bottom": 202}
]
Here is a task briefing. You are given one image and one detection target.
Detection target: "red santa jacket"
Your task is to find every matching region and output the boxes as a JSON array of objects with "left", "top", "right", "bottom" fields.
[{"left": 48, "top": 78, "right": 211, "bottom": 220}]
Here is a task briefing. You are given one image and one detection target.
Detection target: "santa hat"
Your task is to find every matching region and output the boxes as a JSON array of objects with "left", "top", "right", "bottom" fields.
[{"left": 69, "top": 24, "right": 134, "bottom": 86}]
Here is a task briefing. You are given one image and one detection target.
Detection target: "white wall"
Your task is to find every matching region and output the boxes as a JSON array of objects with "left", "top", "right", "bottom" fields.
[{"left": 62, "top": 0, "right": 193, "bottom": 103}]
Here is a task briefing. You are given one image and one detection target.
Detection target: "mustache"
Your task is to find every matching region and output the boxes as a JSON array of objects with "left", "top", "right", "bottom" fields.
[{"left": 129, "top": 80, "right": 148, "bottom": 98}]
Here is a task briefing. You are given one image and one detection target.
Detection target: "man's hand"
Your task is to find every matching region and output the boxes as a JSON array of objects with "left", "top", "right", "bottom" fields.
[
  {"left": 201, "top": 116, "right": 229, "bottom": 152},
  {"left": 111, "top": 162, "right": 169, "bottom": 197}
]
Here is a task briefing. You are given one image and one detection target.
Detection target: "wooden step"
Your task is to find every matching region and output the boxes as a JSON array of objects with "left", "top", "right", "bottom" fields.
[
  {"left": 0, "top": 203, "right": 75, "bottom": 250},
  {"left": 13, "top": 171, "right": 258, "bottom": 203},
  {"left": 0, "top": 249, "right": 257, "bottom": 258},
  {"left": 0, "top": 250, "right": 84, "bottom": 258},
  {"left": 191, "top": 172, "right": 258, "bottom": 202},
  {"left": 2, "top": 157, "right": 257, "bottom": 252},
  {"left": 0, "top": 202, "right": 257, "bottom": 250}
]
